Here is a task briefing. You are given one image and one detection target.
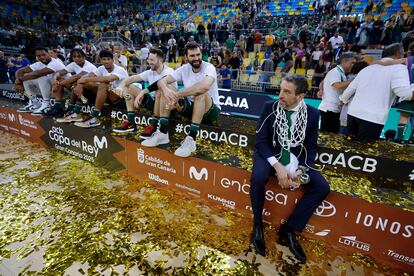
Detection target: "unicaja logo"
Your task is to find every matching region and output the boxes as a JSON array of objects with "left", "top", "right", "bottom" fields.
[
  {"left": 137, "top": 148, "right": 145, "bottom": 164},
  {"left": 93, "top": 136, "right": 108, "bottom": 149},
  {"left": 189, "top": 166, "right": 208, "bottom": 181},
  {"left": 314, "top": 200, "right": 336, "bottom": 217}
]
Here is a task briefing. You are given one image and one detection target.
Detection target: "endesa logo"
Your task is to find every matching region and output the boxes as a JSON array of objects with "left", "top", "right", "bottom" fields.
[
  {"left": 315, "top": 152, "right": 377, "bottom": 173},
  {"left": 313, "top": 200, "right": 336, "bottom": 217},
  {"left": 189, "top": 166, "right": 208, "bottom": 181},
  {"left": 220, "top": 177, "right": 289, "bottom": 206},
  {"left": 338, "top": 235, "right": 371, "bottom": 252}
]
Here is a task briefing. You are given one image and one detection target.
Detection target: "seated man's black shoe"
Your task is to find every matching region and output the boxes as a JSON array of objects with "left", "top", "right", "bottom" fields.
[
  {"left": 252, "top": 224, "right": 266, "bottom": 256},
  {"left": 41, "top": 106, "right": 64, "bottom": 118},
  {"left": 278, "top": 225, "right": 306, "bottom": 262}
]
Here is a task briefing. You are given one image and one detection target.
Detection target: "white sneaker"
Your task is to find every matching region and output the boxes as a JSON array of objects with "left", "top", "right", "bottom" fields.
[
  {"left": 17, "top": 103, "right": 40, "bottom": 113},
  {"left": 174, "top": 136, "right": 196, "bottom": 157},
  {"left": 31, "top": 104, "right": 50, "bottom": 116},
  {"left": 56, "top": 111, "right": 83, "bottom": 123},
  {"left": 141, "top": 130, "right": 169, "bottom": 147}
]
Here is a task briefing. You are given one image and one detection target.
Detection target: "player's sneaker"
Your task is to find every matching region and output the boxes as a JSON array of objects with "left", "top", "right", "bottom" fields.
[
  {"left": 17, "top": 102, "right": 40, "bottom": 113},
  {"left": 113, "top": 120, "right": 137, "bottom": 133},
  {"left": 56, "top": 111, "right": 83, "bottom": 123},
  {"left": 141, "top": 130, "right": 169, "bottom": 147},
  {"left": 140, "top": 124, "right": 156, "bottom": 139},
  {"left": 41, "top": 106, "right": 64, "bottom": 118},
  {"left": 74, "top": 116, "right": 101, "bottom": 128},
  {"left": 174, "top": 136, "right": 196, "bottom": 157},
  {"left": 31, "top": 104, "right": 51, "bottom": 116}
]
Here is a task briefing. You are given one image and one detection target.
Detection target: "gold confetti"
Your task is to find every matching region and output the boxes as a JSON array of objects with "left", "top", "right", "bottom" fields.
[{"left": 0, "top": 130, "right": 410, "bottom": 275}]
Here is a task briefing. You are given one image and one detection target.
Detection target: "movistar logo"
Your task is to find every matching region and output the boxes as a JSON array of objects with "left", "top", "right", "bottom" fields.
[
  {"left": 189, "top": 166, "right": 208, "bottom": 181},
  {"left": 93, "top": 136, "right": 108, "bottom": 149},
  {"left": 8, "top": 113, "right": 15, "bottom": 122}
]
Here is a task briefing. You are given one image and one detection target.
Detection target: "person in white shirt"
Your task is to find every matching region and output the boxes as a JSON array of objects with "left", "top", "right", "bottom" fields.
[
  {"left": 142, "top": 42, "right": 221, "bottom": 157},
  {"left": 186, "top": 21, "right": 196, "bottom": 33},
  {"left": 318, "top": 52, "right": 356, "bottom": 133},
  {"left": 14, "top": 47, "right": 66, "bottom": 115},
  {"left": 113, "top": 45, "right": 128, "bottom": 69},
  {"left": 58, "top": 50, "right": 128, "bottom": 128},
  {"left": 167, "top": 34, "right": 176, "bottom": 48},
  {"left": 311, "top": 46, "right": 323, "bottom": 69},
  {"left": 328, "top": 31, "right": 344, "bottom": 62},
  {"left": 340, "top": 43, "right": 414, "bottom": 139},
  {"left": 41, "top": 48, "right": 97, "bottom": 118},
  {"left": 112, "top": 48, "right": 176, "bottom": 136},
  {"left": 140, "top": 44, "right": 150, "bottom": 65}
]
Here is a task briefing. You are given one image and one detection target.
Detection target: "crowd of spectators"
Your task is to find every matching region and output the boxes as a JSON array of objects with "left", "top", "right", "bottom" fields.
[{"left": 1, "top": 0, "right": 413, "bottom": 94}]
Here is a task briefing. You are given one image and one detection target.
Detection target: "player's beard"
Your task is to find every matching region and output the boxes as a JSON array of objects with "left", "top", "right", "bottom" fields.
[{"left": 189, "top": 59, "right": 202, "bottom": 69}]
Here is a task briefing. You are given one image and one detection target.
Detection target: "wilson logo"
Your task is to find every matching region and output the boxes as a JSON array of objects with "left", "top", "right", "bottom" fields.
[{"left": 189, "top": 166, "right": 208, "bottom": 181}]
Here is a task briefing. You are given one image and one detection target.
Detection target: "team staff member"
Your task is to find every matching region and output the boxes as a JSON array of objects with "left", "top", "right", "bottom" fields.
[
  {"left": 142, "top": 42, "right": 221, "bottom": 158},
  {"left": 318, "top": 52, "right": 356, "bottom": 133},
  {"left": 340, "top": 43, "right": 414, "bottom": 139},
  {"left": 250, "top": 75, "right": 330, "bottom": 262}
]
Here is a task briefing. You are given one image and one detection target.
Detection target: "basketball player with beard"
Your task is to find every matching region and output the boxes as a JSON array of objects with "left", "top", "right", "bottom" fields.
[{"left": 141, "top": 42, "right": 221, "bottom": 158}]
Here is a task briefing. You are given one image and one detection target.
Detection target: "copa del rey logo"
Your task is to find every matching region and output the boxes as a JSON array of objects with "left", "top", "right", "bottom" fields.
[
  {"left": 189, "top": 166, "right": 208, "bottom": 181},
  {"left": 48, "top": 126, "right": 108, "bottom": 158}
]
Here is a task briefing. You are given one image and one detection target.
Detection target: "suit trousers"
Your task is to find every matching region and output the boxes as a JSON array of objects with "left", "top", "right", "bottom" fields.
[{"left": 249, "top": 152, "right": 330, "bottom": 231}]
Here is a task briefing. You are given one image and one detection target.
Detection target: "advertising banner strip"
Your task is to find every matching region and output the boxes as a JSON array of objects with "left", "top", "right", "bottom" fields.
[
  {"left": 0, "top": 105, "right": 413, "bottom": 272},
  {"left": 123, "top": 143, "right": 414, "bottom": 273},
  {"left": 110, "top": 109, "right": 414, "bottom": 182},
  {"left": 1, "top": 104, "right": 413, "bottom": 182}
]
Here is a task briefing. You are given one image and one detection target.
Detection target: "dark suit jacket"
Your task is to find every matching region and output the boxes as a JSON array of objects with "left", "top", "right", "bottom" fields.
[{"left": 255, "top": 100, "right": 320, "bottom": 167}]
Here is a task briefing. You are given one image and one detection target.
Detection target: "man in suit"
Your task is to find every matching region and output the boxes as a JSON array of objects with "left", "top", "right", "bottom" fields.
[{"left": 250, "top": 75, "right": 330, "bottom": 262}]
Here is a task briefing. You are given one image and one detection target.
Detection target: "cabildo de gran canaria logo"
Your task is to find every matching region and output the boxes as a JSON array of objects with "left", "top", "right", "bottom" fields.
[
  {"left": 136, "top": 148, "right": 176, "bottom": 173},
  {"left": 138, "top": 148, "right": 145, "bottom": 164}
]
